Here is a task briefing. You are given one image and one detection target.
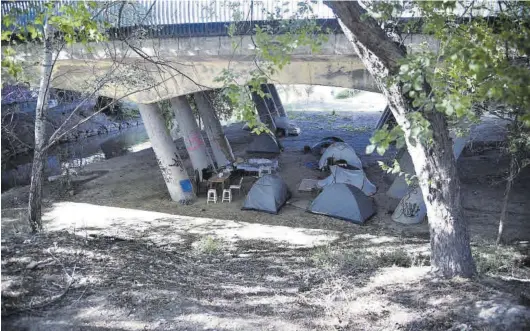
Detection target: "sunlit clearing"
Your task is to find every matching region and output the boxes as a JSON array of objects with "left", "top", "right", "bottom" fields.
[{"left": 43, "top": 202, "right": 339, "bottom": 248}]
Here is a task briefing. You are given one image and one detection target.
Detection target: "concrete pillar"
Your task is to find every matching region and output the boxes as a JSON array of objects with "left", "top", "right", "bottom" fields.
[
  {"left": 170, "top": 96, "right": 212, "bottom": 179},
  {"left": 193, "top": 91, "right": 234, "bottom": 168},
  {"left": 251, "top": 88, "right": 275, "bottom": 130},
  {"left": 137, "top": 103, "right": 195, "bottom": 204},
  {"left": 266, "top": 84, "right": 286, "bottom": 117},
  {"left": 261, "top": 84, "right": 280, "bottom": 118}
]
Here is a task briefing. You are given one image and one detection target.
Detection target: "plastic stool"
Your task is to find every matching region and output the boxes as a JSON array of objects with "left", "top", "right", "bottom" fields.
[
  {"left": 222, "top": 189, "right": 232, "bottom": 203},
  {"left": 207, "top": 189, "right": 217, "bottom": 204}
]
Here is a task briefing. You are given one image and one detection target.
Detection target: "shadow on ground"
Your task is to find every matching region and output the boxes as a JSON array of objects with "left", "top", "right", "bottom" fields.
[{"left": 2, "top": 216, "right": 529, "bottom": 330}]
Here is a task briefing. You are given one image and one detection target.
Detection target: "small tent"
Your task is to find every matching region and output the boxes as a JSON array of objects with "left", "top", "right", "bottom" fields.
[
  {"left": 392, "top": 186, "right": 427, "bottom": 224},
  {"left": 242, "top": 174, "right": 291, "bottom": 214},
  {"left": 317, "top": 165, "right": 377, "bottom": 196},
  {"left": 246, "top": 133, "right": 281, "bottom": 154},
  {"left": 311, "top": 137, "right": 344, "bottom": 156},
  {"left": 318, "top": 142, "right": 362, "bottom": 170},
  {"left": 308, "top": 183, "right": 374, "bottom": 224}
]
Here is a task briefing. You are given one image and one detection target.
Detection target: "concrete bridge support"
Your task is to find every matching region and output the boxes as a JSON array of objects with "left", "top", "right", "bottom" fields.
[
  {"left": 251, "top": 87, "right": 276, "bottom": 130},
  {"left": 266, "top": 84, "right": 286, "bottom": 117},
  {"left": 137, "top": 103, "right": 195, "bottom": 204},
  {"left": 193, "top": 91, "right": 235, "bottom": 168},
  {"left": 170, "top": 96, "right": 213, "bottom": 180}
]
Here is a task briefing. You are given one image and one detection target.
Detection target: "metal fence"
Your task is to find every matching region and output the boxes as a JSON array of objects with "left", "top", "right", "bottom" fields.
[{"left": 1, "top": 0, "right": 335, "bottom": 29}]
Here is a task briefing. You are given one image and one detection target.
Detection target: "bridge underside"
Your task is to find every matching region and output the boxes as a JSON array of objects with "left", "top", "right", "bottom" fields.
[
  {"left": 46, "top": 54, "right": 378, "bottom": 103},
  {"left": 16, "top": 32, "right": 438, "bottom": 103}
]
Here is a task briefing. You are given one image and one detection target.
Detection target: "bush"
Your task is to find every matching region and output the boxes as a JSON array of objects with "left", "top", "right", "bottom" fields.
[
  {"left": 194, "top": 236, "right": 222, "bottom": 254},
  {"left": 334, "top": 89, "right": 360, "bottom": 99}
]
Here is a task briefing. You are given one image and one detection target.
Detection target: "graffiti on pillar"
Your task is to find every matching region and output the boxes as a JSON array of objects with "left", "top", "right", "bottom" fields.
[
  {"left": 187, "top": 131, "right": 205, "bottom": 151},
  {"left": 168, "top": 153, "right": 184, "bottom": 171},
  {"left": 156, "top": 158, "right": 173, "bottom": 183}
]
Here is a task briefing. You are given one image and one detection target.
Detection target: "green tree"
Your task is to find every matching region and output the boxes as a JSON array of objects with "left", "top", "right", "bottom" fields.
[
  {"left": 2, "top": 2, "right": 107, "bottom": 232},
  {"left": 327, "top": 1, "right": 530, "bottom": 277},
  {"left": 2, "top": 2, "right": 161, "bottom": 231},
  {"left": 214, "top": 1, "right": 330, "bottom": 133}
]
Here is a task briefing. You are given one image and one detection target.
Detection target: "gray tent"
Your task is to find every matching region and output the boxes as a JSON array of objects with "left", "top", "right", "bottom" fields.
[
  {"left": 242, "top": 174, "right": 291, "bottom": 214},
  {"left": 246, "top": 133, "right": 281, "bottom": 154},
  {"left": 308, "top": 183, "right": 374, "bottom": 224},
  {"left": 317, "top": 165, "right": 377, "bottom": 196},
  {"left": 318, "top": 142, "right": 362, "bottom": 170},
  {"left": 311, "top": 137, "right": 343, "bottom": 156}
]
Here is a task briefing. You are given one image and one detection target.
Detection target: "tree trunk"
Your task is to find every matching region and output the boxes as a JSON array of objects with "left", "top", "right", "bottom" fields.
[
  {"left": 326, "top": 1, "right": 475, "bottom": 278},
  {"left": 193, "top": 91, "right": 235, "bottom": 167},
  {"left": 497, "top": 156, "right": 515, "bottom": 245},
  {"left": 27, "top": 15, "right": 54, "bottom": 232}
]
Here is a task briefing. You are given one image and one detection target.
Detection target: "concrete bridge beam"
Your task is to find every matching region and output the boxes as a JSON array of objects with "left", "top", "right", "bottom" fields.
[
  {"left": 170, "top": 96, "right": 213, "bottom": 180},
  {"left": 137, "top": 103, "right": 195, "bottom": 204},
  {"left": 193, "top": 91, "right": 234, "bottom": 168}
]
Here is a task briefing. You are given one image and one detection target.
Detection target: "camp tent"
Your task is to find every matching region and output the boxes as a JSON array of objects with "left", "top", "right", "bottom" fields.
[
  {"left": 311, "top": 137, "right": 344, "bottom": 156},
  {"left": 242, "top": 174, "right": 291, "bottom": 214},
  {"left": 308, "top": 183, "right": 374, "bottom": 224},
  {"left": 318, "top": 142, "right": 362, "bottom": 170},
  {"left": 246, "top": 133, "right": 281, "bottom": 154},
  {"left": 317, "top": 165, "right": 377, "bottom": 196}
]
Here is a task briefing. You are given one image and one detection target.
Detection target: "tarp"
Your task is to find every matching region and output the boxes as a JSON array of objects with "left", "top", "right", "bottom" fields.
[
  {"left": 242, "top": 174, "right": 291, "bottom": 214},
  {"left": 317, "top": 165, "right": 377, "bottom": 196},
  {"left": 318, "top": 142, "right": 362, "bottom": 170},
  {"left": 308, "top": 183, "right": 375, "bottom": 224},
  {"left": 246, "top": 133, "right": 281, "bottom": 154}
]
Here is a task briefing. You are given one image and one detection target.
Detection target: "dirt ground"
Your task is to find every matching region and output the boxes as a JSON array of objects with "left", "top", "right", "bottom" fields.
[{"left": 2, "top": 108, "right": 530, "bottom": 330}]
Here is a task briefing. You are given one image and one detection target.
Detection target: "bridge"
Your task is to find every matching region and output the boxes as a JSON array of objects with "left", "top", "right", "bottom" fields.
[
  {"left": 2, "top": 0, "right": 436, "bottom": 203},
  {"left": 3, "top": 0, "right": 438, "bottom": 103}
]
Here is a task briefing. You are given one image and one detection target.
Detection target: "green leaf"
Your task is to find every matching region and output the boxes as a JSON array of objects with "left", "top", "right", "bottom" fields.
[{"left": 365, "top": 144, "right": 376, "bottom": 155}]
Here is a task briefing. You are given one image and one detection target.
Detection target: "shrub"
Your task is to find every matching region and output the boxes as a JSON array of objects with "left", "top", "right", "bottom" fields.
[
  {"left": 334, "top": 89, "right": 360, "bottom": 99},
  {"left": 195, "top": 236, "right": 222, "bottom": 254}
]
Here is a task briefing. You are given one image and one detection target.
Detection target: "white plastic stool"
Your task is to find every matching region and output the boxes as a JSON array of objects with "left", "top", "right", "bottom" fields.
[
  {"left": 207, "top": 189, "right": 217, "bottom": 204},
  {"left": 222, "top": 189, "right": 232, "bottom": 203}
]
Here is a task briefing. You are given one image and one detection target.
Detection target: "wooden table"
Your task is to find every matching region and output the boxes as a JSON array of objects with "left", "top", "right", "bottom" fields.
[{"left": 207, "top": 173, "right": 231, "bottom": 193}]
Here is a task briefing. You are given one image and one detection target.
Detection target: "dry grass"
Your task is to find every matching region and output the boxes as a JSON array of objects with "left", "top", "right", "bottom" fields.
[
  {"left": 310, "top": 244, "right": 430, "bottom": 271},
  {"left": 473, "top": 242, "right": 527, "bottom": 277}
]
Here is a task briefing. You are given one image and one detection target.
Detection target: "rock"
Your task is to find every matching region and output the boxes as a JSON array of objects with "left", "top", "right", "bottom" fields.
[
  {"left": 26, "top": 261, "right": 38, "bottom": 270},
  {"left": 68, "top": 190, "right": 75, "bottom": 196}
]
